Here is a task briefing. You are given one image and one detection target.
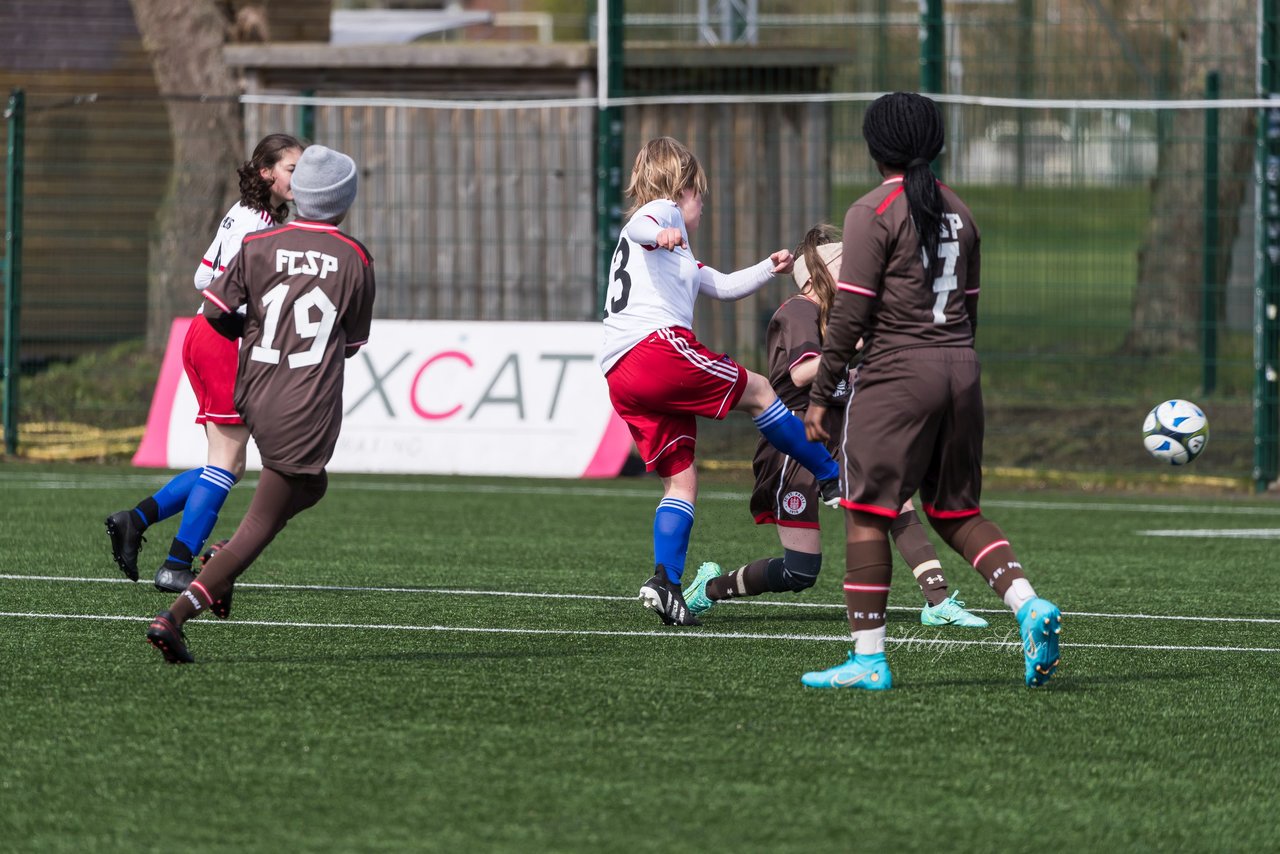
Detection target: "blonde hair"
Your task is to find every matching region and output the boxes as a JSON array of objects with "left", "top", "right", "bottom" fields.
[
  {"left": 796, "top": 224, "right": 842, "bottom": 337},
  {"left": 624, "top": 137, "right": 709, "bottom": 219}
]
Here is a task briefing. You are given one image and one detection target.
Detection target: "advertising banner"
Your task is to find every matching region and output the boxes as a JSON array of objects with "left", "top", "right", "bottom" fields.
[{"left": 134, "top": 318, "right": 633, "bottom": 478}]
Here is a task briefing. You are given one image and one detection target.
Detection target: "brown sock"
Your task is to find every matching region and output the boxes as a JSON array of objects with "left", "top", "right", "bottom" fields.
[
  {"left": 166, "top": 468, "right": 329, "bottom": 628},
  {"left": 890, "top": 508, "right": 949, "bottom": 606},
  {"left": 706, "top": 557, "right": 777, "bottom": 600},
  {"left": 932, "top": 515, "right": 1028, "bottom": 600},
  {"left": 843, "top": 539, "right": 892, "bottom": 634},
  {"left": 168, "top": 545, "right": 246, "bottom": 626}
]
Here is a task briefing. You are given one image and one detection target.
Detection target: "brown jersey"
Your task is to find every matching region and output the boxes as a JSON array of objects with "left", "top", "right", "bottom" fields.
[
  {"left": 748, "top": 294, "right": 851, "bottom": 526},
  {"left": 764, "top": 294, "right": 849, "bottom": 431},
  {"left": 205, "top": 221, "right": 376, "bottom": 475},
  {"left": 812, "top": 177, "right": 979, "bottom": 403}
]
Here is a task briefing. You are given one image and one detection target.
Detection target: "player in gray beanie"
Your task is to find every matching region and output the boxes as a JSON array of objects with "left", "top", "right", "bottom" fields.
[{"left": 291, "top": 145, "right": 358, "bottom": 222}]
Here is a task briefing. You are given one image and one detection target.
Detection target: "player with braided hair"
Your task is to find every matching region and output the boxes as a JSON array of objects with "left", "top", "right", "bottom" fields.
[
  {"left": 683, "top": 224, "right": 986, "bottom": 630},
  {"left": 800, "top": 93, "right": 1061, "bottom": 690},
  {"left": 105, "top": 134, "right": 304, "bottom": 593}
]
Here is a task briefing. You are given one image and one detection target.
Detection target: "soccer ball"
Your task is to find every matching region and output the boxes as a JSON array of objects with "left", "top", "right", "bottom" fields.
[{"left": 1142, "top": 399, "right": 1209, "bottom": 465}]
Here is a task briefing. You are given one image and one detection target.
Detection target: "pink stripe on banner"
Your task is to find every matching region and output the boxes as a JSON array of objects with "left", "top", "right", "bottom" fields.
[
  {"left": 837, "top": 282, "right": 877, "bottom": 298},
  {"left": 132, "top": 316, "right": 194, "bottom": 468},
  {"left": 973, "top": 539, "right": 1009, "bottom": 565},
  {"left": 581, "top": 411, "right": 634, "bottom": 478},
  {"left": 843, "top": 584, "right": 892, "bottom": 592}
]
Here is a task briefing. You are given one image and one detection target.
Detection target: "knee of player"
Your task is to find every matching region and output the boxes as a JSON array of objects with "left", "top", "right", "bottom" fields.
[
  {"left": 779, "top": 548, "right": 822, "bottom": 592},
  {"left": 737, "top": 371, "right": 774, "bottom": 415}
]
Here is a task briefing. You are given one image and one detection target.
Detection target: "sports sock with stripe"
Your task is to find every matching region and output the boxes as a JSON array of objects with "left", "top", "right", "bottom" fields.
[
  {"left": 752, "top": 398, "right": 839, "bottom": 482},
  {"left": 134, "top": 466, "right": 204, "bottom": 526},
  {"left": 843, "top": 539, "right": 892, "bottom": 638},
  {"left": 890, "top": 507, "right": 949, "bottom": 606},
  {"left": 932, "top": 514, "right": 1035, "bottom": 612},
  {"left": 171, "top": 465, "right": 238, "bottom": 559},
  {"left": 653, "top": 497, "right": 695, "bottom": 584}
]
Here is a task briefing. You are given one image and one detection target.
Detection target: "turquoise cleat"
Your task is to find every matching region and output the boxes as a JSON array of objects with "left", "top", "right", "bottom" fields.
[
  {"left": 801, "top": 651, "right": 892, "bottom": 691},
  {"left": 1017, "top": 597, "right": 1062, "bottom": 687},
  {"left": 920, "top": 591, "right": 989, "bottom": 628},
  {"left": 685, "top": 561, "right": 721, "bottom": 616}
]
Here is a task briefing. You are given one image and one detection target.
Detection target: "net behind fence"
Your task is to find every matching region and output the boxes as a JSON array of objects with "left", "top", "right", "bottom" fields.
[
  {"left": 242, "top": 92, "right": 1273, "bottom": 481},
  {"left": 0, "top": 0, "right": 1268, "bottom": 479}
]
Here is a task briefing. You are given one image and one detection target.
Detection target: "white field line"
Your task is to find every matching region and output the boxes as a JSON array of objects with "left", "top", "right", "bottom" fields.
[
  {"left": 2, "top": 610, "right": 1278, "bottom": 654},
  {"left": 4, "top": 470, "right": 1280, "bottom": 516},
  {"left": 1138, "top": 529, "right": 1280, "bottom": 538},
  {"left": 3, "top": 573, "right": 1279, "bottom": 626}
]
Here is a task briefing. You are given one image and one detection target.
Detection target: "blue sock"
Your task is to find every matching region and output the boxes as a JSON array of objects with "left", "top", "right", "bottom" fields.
[
  {"left": 653, "top": 497, "right": 695, "bottom": 584},
  {"left": 171, "top": 466, "right": 238, "bottom": 559},
  {"left": 135, "top": 467, "right": 203, "bottom": 526},
  {"left": 753, "top": 398, "right": 839, "bottom": 482}
]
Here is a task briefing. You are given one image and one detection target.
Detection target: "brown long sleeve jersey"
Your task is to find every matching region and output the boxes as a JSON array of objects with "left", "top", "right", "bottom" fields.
[
  {"left": 811, "top": 177, "right": 980, "bottom": 405},
  {"left": 204, "top": 220, "right": 377, "bottom": 475}
]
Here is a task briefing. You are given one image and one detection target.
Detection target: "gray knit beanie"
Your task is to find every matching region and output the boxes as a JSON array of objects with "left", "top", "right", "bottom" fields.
[{"left": 291, "top": 145, "right": 358, "bottom": 222}]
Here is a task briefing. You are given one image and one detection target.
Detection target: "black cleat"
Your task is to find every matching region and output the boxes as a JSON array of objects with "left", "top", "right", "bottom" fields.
[
  {"left": 818, "top": 477, "right": 842, "bottom": 508},
  {"left": 154, "top": 561, "right": 197, "bottom": 593},
  {"left": 638, "top": 569, "right": 700, "bottom": 627},
  {"left": 210, "top": 584, "right": 234, "bottom": 620},
  {"left": 201, "top": 540, "right": 234, "bottom": 619},
  {"left": 146, "top": 611, "right": 194, "bottom": 664},
  {"left": 104, "top": 510, "right": 147, "bottom": 581}
]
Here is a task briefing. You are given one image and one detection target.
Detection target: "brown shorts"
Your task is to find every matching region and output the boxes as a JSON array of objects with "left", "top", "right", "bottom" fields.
[
  {"left": 749, "top": 436, "right": 821, "bottom": 528},
  {"left": 749, "top": 404, "right": 844, "bottom": 528},
  {"left": 840, "top": 347, "right": 983, "bottom": 519}
]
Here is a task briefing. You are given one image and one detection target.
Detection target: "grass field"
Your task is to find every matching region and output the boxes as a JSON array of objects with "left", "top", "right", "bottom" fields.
[{"left": 2, "top": 463, "right": 1278, "bottom": 852}]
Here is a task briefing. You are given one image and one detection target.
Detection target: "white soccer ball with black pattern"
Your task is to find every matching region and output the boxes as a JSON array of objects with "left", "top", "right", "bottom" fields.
[{"left": 1142, "top": 399, "right": 1209, "bottom": 465}]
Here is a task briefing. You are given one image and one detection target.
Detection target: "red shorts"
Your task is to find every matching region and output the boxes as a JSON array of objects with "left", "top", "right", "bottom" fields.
[
  {"left": 605, "top": 327, "right": 747, "bottom": 477},
  {"left": 181, "top": 314, "right": 242, "bottom": 425}
]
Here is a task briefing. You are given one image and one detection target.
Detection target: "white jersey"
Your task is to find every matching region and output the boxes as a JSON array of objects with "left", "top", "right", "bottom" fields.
[
  {"left": 193, "top": 201, "right": 277, "bottom": 312},
  {"left": 599, "top": 199, "right": 776, "bottom": 373}
]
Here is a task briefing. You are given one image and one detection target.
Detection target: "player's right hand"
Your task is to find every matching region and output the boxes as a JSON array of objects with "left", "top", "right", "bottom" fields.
[
  {"left": 804, "top": 404, "right": 829, "bottom": 442},
  {"left": 656, "top": 227, "right": 687, "bottom": 250}
]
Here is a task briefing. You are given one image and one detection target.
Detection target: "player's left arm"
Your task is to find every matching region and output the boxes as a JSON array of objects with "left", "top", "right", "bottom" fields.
[
  {"left": 964, "top": 230, "right": 981, "bottom": 337},
  {"left": 202, "top": 250, "right": 249, "bottom": 340},
  {"left": 811, "top": 204, "right": 884, "bottom": 406},
  {"left": 343, "top": 259, "right": 377, "bottom": 358}
]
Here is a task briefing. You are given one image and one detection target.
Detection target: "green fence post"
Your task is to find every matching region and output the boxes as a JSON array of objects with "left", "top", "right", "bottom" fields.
[
  {"left": 596, "top": 0, "right": 624, "bottom": 317},
  {"left": 1015, "top": 0, "right": 1034, "bottom": 188},
  {"left": 1256, "top": 0, "right": 1280, "bottom": 492},
  {"left": 3, "top": 88, "right": 24, "bottom": 457},
  {"left": 300, "top": 88, "right": 315, "bottom": 143},
  {"left": 1202, "top": 70, "right": 1220, "bottom": 398},
  {"left": 920, "top": 0, "right": 944, "bottom": 95}
]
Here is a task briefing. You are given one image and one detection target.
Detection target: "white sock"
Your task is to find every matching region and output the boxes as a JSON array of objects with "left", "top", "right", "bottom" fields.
[
  {"left": 850, "top": 626, "right": 886, "bottom": 655},
  {"left": 1003, "top": 577, "right": 1037, "bottom": 613}
]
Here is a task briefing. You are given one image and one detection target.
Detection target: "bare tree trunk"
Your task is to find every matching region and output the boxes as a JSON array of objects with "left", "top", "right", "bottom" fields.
[
  {"left": 129, "top": 0, "right": 242, "bottom": 350},
  {"left": 1126, "top": 4, "right": 1255, "bottom": 354}
]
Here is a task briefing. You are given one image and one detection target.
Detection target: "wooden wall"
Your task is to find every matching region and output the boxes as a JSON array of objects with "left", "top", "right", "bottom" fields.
[
  {"left": 245, "top": 99, "right": 598, "bottom": 324},
  {"left": 234, "top": 44, "right": 846, "bottom": 361}
]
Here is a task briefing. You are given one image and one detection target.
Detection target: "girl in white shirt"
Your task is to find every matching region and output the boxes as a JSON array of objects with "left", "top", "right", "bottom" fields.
[
  {"left": 601, "top": 136, "right": 842, "bottom": 627},
  {"left": 106, "top": 133, "right": 304, "bottom": 596}
]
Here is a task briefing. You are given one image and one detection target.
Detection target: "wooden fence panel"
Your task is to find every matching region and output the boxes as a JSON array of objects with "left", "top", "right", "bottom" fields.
[{"left": 240, "top": 99, "right": 828, "bottom": 357}]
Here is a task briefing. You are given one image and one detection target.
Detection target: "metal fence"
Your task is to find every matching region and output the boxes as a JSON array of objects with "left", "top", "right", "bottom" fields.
[{"left": 0, "top": 0, "right": 1270, "bottom": 481}]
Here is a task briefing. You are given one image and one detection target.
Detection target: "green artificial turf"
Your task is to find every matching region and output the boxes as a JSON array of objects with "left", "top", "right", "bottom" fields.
[{"left": 1, "top": 464, "right": 1277, "bottom": 852}]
